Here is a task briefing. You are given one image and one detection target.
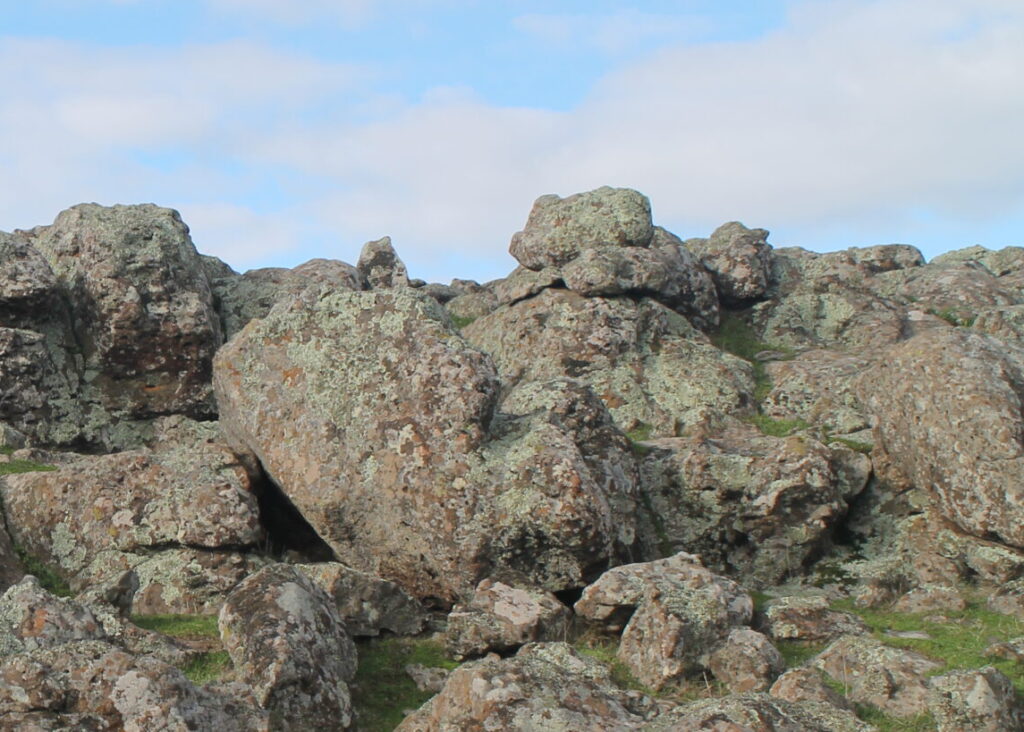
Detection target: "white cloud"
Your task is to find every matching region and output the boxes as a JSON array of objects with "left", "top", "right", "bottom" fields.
[
  {"left": 514, "top": 10, "right": 712, "bottom": 54},
  {"left": 202, "top": 0, "right": 459, "bottom": 27},
  {"left": 179, "top": 203, "right": 303, "bottom": 266}
]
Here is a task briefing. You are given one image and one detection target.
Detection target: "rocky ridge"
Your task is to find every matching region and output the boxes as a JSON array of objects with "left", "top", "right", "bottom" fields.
[{"left": 0, "top": 186, "right": 1022, "bottom": 729}]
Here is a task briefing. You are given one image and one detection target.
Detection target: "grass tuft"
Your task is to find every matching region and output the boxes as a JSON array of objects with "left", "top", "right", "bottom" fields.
[
  {"left": 745, "top": 414, "right": 809, "bottom": 437},
  {"left": 131, "top": 614, "right": 221, "bottom": 639},
  {"left": 449, "top": 314, "right": 477, "bottom": 330},
  {"left": 0, "top": 458, "right": 57, "bottom": 476},
  {"left": 181, "top": 650, "right": 232, "bottom": 684},
  {"left": 352, "top": 636, "right": 459, "bottom": 732},
  {"left": 775, "top": 639, "right": 826, "bottom": 669},
  {"left": 711, "top": 312, "right": 795, "bottom": 406},
  {"left": 17, "top": 550, "right": 72, "bottom": 597}
]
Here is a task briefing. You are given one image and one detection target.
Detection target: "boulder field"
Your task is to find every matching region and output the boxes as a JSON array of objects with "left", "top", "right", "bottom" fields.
[{"left": 0, "top": 187, "right": 1022, "bottom": 729}]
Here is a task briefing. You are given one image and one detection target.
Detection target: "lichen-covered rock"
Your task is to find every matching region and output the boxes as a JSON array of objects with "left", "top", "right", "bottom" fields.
[
  {"left": 0, "top": 577, "right": 106, "bottom": 655},
  {"left": 491, "top": 265, "right": 562, "bottom": 305},
  {"left": 0, "top": 425, "right": 263, "bottom": 613},
  {"left": 770, "top": 667, "right": 855, "bottom": 711},
  {"left": 637, "top": 420, "right": 869, "bottom": 587},
  {"left": 0, "top": 513, "right": 23, "bottom": 594},
  {"left": 216, "top": 289, "right": 638, "bottom": 602},
  {"left": 761, "top": 350, "right": 873, "bottom": 434},
  {"left": 645, "top": 692, "right": 870, "bottom": 731},
  {"left": 893, "top": 584, "right": 966, "bottom": 613},
  {"left": 861, "top": 327, "right": 1024, "bottom": 548},
  {"left": 509, "top": 187, "right": 654, "bottom": 271},
  {"left": 928, "top": 667, "right": 1024, "bottom": 732},
  {"left": 396, "top": 642, "right": 657, "bottom": 731},
  {"left": 988, "top": 580, "right": 1024, "bottom": 617},
  {"left": 684, "top": 221, "right": 773, "bottom": 304},
  {"left": 707, "top": 628, "right": 784, "bottom": 693},
  {"left": 574, "top": 553, "right": 753, "bottom": 689},
  {"left": 296, "top": 563, "right": 426, "bottom": 637},
  {"left": 463, "top": 288, "right": 753, "bottom": 437},
  {"left": 974, "top": 304, "right": 1024, "bottom": 344},
  {"left": 28, "top": 203, "right": 223, "bottom": 428},
  {"left": 358, "top": 235, "right": 409, "bottom": 289},
  {"left": 762, "top": 596, "right": 868, "bottom": 642},
  {"left": 813, "top": 635, "right": 940, "bottom": 717},
  {"left": 210, "top": 259, "right": 364, "bottom": 339},
  {"left": 218, "top": 564, "right": 357, "bottom": 731},
  {"left": 444, "top": 579, "right": 571, "bottom": 660}
]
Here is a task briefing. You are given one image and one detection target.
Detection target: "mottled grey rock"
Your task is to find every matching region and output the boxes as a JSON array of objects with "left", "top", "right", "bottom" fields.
[
  {"left": 861, "top": 327, "right": 1024, "bottom": 548},
  {"left": 684, "top": 221, "right": 773, "bottom": 303},
  {"left": 396, "top": 642, "right": 657, "bottom": 731},
  {"left": 645, "top": 692, "right": 870, "bottom": 731},
  {"left": 762, "top": 349, "right": 873, "bottom": 434},
  {"left": 296, "top": 563, "right": 426, "bottom": 637},
  {"left": 491, "top": 265, "right": 562, "bottom": 305},
  {"left": 358, "top": 236, "right": 409, "bottom": 289},
  {"left": 931, "top": 245, "right": 1024, "bottom": 276},
  {"left": 762, "top": 596, "right": 868, "bottom": 642},
  {"left": 637, "top": 419, "right": 869, "bottom": 587},
  {"left": 928, "top": 667, "right": 1024, "bottom": 732},
  {"left": 0, "top": 577, "right": 106, "bottom": 655},
  {"left": 509, "top": 187, "right": 654, "bottom": 271},
  {"left": 444, "top": 579, "right": 571, "bottom": 660},
  {"left": 464, "top": 288, "right": 753, "bottom": 438},
  {"left": 988, "top": 580, "right": 1024, "bottom": 617},
  {"left": 708, "top": 628, "right": 784, "bottom": 693},
  {"left": 814, "top": 635, "right": 940, "bottom": 718},
  {"left": 893, "top": 584, "right": 966, "bottom": 613},
  {"left": 219, "top": 564, "right": 356, "bottom": 731},
  {"left": 770, "top": 667, "right": 855, "bottom": 711}
]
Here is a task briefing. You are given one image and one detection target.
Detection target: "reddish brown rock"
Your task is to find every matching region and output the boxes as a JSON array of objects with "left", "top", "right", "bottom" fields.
[{"left": 708, "top": 628, "right": 785, "bottom": 693}]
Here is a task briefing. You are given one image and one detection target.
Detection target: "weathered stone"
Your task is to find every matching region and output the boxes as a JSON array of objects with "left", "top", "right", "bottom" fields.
[
  {"left": 932, "top": 244, "right": 1024, "bottom": 276},
  {"left": 862, "top": 327, "right": 1024, "bottom": 548},
  {"left": 358, "top": 236, "right": 409, "bottom": 289},
  {"left": 464, "top": 288, "right": 753, "bottom": 438},
  {"left": 296, "top": 563, "right": 426, "bottom": 637},
  {"left": 491, "top": 265, "right": 562, "bottom": 305},
  {"left": 0, "top": 577, "right": 106, "bottom": 655},
  {"left": 762, "top": 596, "right": 868, "bottom": 642},
  {"left": 646, "top": 692, "right": 870, "bottom": 731},
  {"left": 985, "top": 636, "right": 1024, "bottom": 661},
  {"left": 814, "top": 635, "right": 940, "bottom": 717},
  {"left": 893, "top": 584, "right": 966, "bottom": 613},
  {"left": 974, "top": 304, "right": 1024, "bottom": 344},
  {"left": 404, "top": 664, "right": 450, "bottom": 694},
  {"left": 396, "top": 642, "right": 657, "bottom": 731},
  {"left": 1, "top": 425, "right": 263, "bottom": 613},
  {"left": 989, "top": 580, "right": 1024, "bottom": 617},
  {"left": 762, "top": 349, "right": 873, "bottom": 434},
  {"left": 0, "top": 514, "right": 23, "bottom": 595},
  {"left": 684, "top": 221, "right": 773, "bottom": 303},
  {"left": 509, "top": 187, "right": 654, "bottom": 271},
  {"left": 708, "top": 628, "right": 784, "bottom": 693},
  {"left": 770, "top": 667, "right": 855, "bottom": 711},
  {"left": 29, "top": 203, "right": 223, "bottom": 429},
  {"left": 216, "top": 289, "right": 638, "bottom": 601},
  {"left": 637, "top": 419, "right": 868, "bottom": 587},
  {"left": 928, "top": 667, "right": 1024, "bottom": 732},
  {"left": 219, "top": 564, "right": 356, "bottom": 731},
  {"left": 444, "top": 290, "right": 497, "bottom": 325},
  {"left": 444, "top": 579, "right": 571, "bottom": 660},
  {"left": 574, "top": 553, "right": 752, "bottom": 689}
]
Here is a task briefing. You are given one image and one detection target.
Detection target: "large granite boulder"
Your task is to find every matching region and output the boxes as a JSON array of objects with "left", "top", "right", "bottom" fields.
[
  {"left": 862, "top": 327, "right": 1024, "bottom": 548},
  {"left": 215, "top": 289, "right": 638, "bottom": 602},
  {"left": 0, "top": 419, "right": 265, "bottom": 612},
  {"left": 219, "top": 564, "right": 357, "bottom": 731},
  {"left": 296, "top": 563, "right": 426, "bottom": 637},
  {"left": 463, "top": 288, "right": 753, "bottom": 437},
  {"left": 684, "top": 221, "right": 773, "bottom": 304},
  {"left": 637, "top": 419, "right": 870, "bottom": 587},
  {"left": 928, "top": 667, "right": 1024, "bottom": 731},
  {"left": 396, "top": 642, "right": 658, "bottom": 731},
  {"left": 358, "top": 236, "right": 409, "bottom": 289}
]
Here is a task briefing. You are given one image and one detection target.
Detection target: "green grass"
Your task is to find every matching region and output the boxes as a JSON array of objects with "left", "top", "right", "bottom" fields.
[
  {"left": 832, "top": 597, "right": 1024, "bottom": 693},
  {"left": 711, "top": 312, "right": 795, "bottom": 405},
  {"left": 181, "top": 650, "right": 232, "bottom": 684},
  {"left": 16, "top": 550, "right": 72, "bottom": 597},
  {"left": 775, "top": 639, "right": 827, "bottom": 668},
  {"left": 352, "top": 636, "right": 459, "bottom": 732},
  {"left": 449, "top": 314, "right": 477, "bottom": 330},
  {"left": 131, "top": 614, "right": 221, "bottom": 639},
  {"left": 927, "top": 307, "right": 976, "bottom": 328},
  {"left": 575, "top": 636, "right": 653, "bottom": 694},
  {"left": 828, "top": 437, "right": 874, "bottom": 454},
  {"left": 745, "top": 414, "right": 809, "bottom": 437},
  {"left": 626, "top": 422, "right": 655, "bottom": 456},
  {"left": 0, "top": 458, "right": 57, "bottom": 475},
  {"left": 854, "top": 705, "right": 935, "bottom": 732}
]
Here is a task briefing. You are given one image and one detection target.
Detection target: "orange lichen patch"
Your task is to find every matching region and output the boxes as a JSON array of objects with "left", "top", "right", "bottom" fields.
[
  {"left": 281, "top": 367, "right": 303, "bottom": 385},
  {"left": 23, "top": 608, "right": 50, "bottom": 636}
]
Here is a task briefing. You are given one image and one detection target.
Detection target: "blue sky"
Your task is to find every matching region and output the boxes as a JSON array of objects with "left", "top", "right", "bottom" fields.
[{"left": 2, "top": 0, "right": 1022, "bottom": 282}]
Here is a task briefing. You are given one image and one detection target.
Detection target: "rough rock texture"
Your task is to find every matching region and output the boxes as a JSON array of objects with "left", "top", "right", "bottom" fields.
[
  {"left": 893, "top": 584, "right": 966, "bottom": 613},
  {"left": 638, "top": 420, "right": 870, "bottom": 587},
  {"left": 26, "top": 203, "right": 223, "bottom": 447},
  {"left": 510, "top": 187, "right": 654, "bottom": 271},
  {"left": 396, "top": 642, "right": 658, "bottom": 731},
  {"left": 0, "top": 577, "right": 267, "bottom": 730},
  {"left": 862, "top": 327, "right": 1024, "bottom": 548},
  {"left": 814, "top": 635, "right": 940, "bottom": 717},
  {"left": 575, "top": 553, "right": 753, "bottom": 690},
  {"left": 463, "top": 288, "right": 753, "bottom": 437},
  {"left": 684, "top": 221, "right": 773, "bottom": 304},
  {"left": 209, "top": 259, "right": 364, "bottom": 339},
  {"left": 762, "top": 596, "right": 868, "bottom": 642},
  {"left": 707, "top": 628, "right": 785, "bottom": 693},
  {"left": 216, "top": 288, "right": 639, "bottom": 602},
  {"left": 358, "top": 236, "right": 409, "bottom": 289},
  {"left": 928, "top": 667, "right": 1024, "bottom": 732},
  {"left": 761, "top": 350, "right": 873, "bottom": 434},
  {"left": 296, "top": 563, "right": 426, "bottom": 637},
  {"left": 646, "top": 693, "right": 870, "bottom": 731},
  {"left": 218, "top": 564, "right": 357, "bottom": 731},
  {"left": 444, "top": 579, "right": 571, "bottom": 660},
  {"left": 770, "top": 667, "right": 855, "bottom": 711},
  {"left": 0, "top": 419, "right": 264, "bottom": 612}
]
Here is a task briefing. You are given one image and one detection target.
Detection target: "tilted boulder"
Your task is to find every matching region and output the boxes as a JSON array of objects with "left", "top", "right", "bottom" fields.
[
  {"left": 707, "top": 628, "right": 785, "bottom": 693},
  {"left": 396, "top": 642, "right": 658, "bottom": 731},
  {"left": 219, "top": 564, "right": 357, "bottom": 731},
  {"left": 761, "top": 596, "right": 868, "bottom": 642},
  {"left": 684, "top": 221, "right": 773, "bottom": 304},
  {"left": 358, "top": 235, "right": 409, "bottom": 289},
  {"left": 928, "top": 667, "right": 1024, "bottom": 732},
  {"left": 0, "top": 419, "right": 265, "bottom": 613},
  {"left": 861, "top": 327, "right": 1024, "bottom": 548},
  {"left": 444, "top": 579, "right": 571, "bottom": 660},
  {"left": 637, "top": 419, "right": 870, "bottom": 587},
  {"left": 463, "top": 288, "right": 753, "bottom": 438},
  {"left": 215, "top": 289, "right": 638, "bottom": 602}
]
